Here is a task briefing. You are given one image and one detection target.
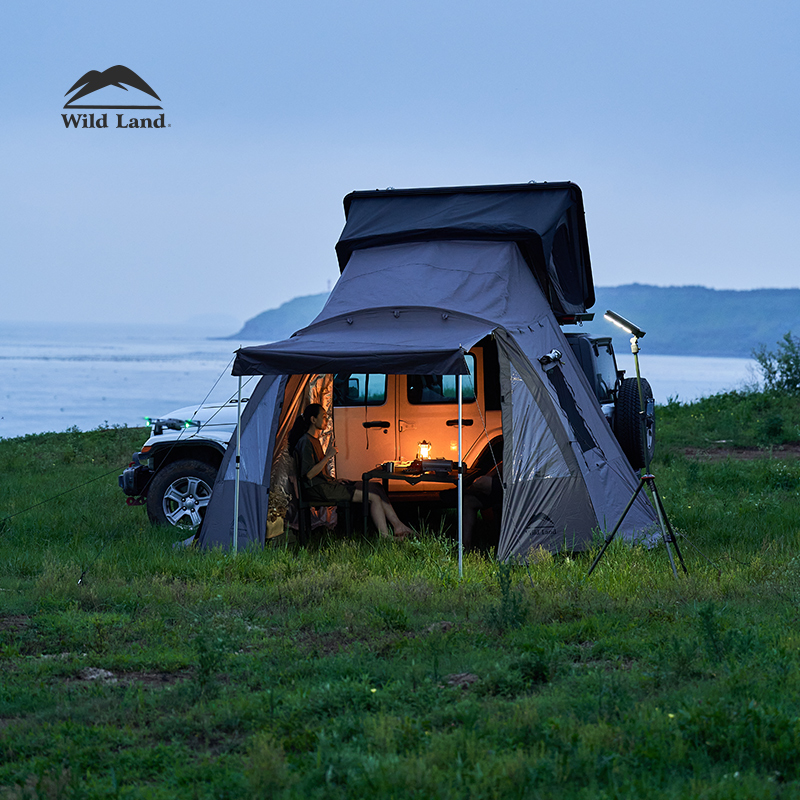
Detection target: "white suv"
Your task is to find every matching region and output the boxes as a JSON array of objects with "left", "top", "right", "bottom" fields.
[{"left": 119, "top": 400, "right": 242, "bottom": 528}]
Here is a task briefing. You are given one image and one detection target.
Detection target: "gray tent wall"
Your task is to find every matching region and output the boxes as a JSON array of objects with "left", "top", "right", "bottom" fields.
[
  {"left": 198, "top": 238, "right": 657, "bottom": 555},
  {"left": 494, "top": 327, "right": 656, "bottom": 559},
  {"left": 199, "top": 374, "right": 318, "bottom": 551},
  {"left": 199, "top": 374, "right": 284, "bottom": 550}
]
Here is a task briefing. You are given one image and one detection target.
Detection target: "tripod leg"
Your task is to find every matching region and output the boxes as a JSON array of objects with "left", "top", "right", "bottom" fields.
[
  {"left": 643, "top": 476, "right": 681, "bottom": 579},
  {"left": 647, "top": 478, "right": 688, "bottom": 575},
  {"left": 587, "top": 479, "right": 645, "bottom": 576}
]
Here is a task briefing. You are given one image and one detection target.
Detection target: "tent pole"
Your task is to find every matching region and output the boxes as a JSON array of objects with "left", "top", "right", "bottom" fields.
[
  {"left": 457, "top": 372, "right": 463, "bottom": 579},
  {"left": 233, "top": 374, "right": 242, "bottom": 553}
]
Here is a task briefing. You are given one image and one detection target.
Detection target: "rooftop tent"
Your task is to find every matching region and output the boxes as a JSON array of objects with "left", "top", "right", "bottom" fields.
[
  {"left": 232, "top": 237, "right": 553, "bottom": 377},
  {"left": 336, "top": 182, "right": 594, "bottom": 319},
  {"left": 198, "top": 224, "right": 657, "bottom": 558}
]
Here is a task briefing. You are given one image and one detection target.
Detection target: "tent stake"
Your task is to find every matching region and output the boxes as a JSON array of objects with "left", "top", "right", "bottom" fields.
[{"left": 233, "top": 374, "right": 242, "bottom": 553}]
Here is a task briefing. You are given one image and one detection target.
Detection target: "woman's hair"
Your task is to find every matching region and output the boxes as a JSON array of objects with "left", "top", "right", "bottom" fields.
[{"left": 287, "top": 403, "right": 324, "bottom": 454}]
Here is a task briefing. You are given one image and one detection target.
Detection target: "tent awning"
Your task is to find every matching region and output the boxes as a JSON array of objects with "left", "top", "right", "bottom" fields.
[{"left": 232, "top": 307, "right": 496, "bottom": 376}]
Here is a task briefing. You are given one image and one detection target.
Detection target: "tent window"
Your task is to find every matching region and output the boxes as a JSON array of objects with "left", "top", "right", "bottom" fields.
[
  {"left": 332, "top": 373, "right": 387, "bottom": 407},
  {"left": 551, "top": 221, "right": 582, "bottom": 305},
  {"left": 546, "top": 368, "right": 597, "bottom": 453},
  {"left": 407, "top": 355, "right": 476, "bottom": 405}
]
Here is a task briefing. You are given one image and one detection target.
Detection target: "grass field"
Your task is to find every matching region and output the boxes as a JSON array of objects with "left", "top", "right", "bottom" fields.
[{"left": 2, "top": 393, "right": 800, "bottom": 799}]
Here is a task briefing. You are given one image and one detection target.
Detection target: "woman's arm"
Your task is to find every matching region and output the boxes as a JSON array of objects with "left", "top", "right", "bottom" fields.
[{"left": 299, "top": 436, "right": 337, "bottom": 480}]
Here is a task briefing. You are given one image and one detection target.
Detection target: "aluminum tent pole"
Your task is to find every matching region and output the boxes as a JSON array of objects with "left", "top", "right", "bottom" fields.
[
  {"left": 232, "top": 374, "right": 242, "bottom": 553},
  {"left": 457, "top": 372, "right": 463, "bottom": 579}
]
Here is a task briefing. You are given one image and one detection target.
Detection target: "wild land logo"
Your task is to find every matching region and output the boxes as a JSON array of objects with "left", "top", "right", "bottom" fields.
[
  {"left": 523, "top": 512, "right": 557, "bottom": 542},
  {"left": 61, "top": 65, "right": 168, "bottom": 129}
]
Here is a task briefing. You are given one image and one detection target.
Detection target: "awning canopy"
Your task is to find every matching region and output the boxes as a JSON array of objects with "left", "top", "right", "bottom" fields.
[{"left": 233, "top": 307, "right": 495, "bottom": 376}]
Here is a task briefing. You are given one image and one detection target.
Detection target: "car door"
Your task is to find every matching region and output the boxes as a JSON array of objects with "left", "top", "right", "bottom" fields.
[
  {"left": 395, "top": 351, "right": 486, "bottom": 482},
  {"left": 331, "top": 372, "right": 397, "bottom": 481}
]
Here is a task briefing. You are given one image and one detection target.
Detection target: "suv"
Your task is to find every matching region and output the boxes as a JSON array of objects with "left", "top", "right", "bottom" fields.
[
  {"left": 119, "top": 399, "right": 242, "bottom": 529},
  {"left": 119, "top": 334, "right": 655, "bottom": 530}
]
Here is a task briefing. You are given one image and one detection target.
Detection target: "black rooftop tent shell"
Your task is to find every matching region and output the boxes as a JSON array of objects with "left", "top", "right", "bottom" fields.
[{"left": 335, "top": 182, "right": 595, "bottom": 318}]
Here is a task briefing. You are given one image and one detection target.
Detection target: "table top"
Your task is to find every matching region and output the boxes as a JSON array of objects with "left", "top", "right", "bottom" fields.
[{"left": 362, "top": 466, "right": 460, "bottom": 484}]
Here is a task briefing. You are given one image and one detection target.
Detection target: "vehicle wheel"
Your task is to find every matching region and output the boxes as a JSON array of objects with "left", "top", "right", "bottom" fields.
[
  {"left": 146, "top": 459, "right": 217, "bottom": 529},
  {"left": 614, "top": 378, "right": 656, "bottom": 470}
]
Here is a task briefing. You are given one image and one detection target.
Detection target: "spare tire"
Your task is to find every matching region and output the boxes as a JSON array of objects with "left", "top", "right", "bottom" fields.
[{"left": 614, "top": 378, "right": 655, "bottom": 470}]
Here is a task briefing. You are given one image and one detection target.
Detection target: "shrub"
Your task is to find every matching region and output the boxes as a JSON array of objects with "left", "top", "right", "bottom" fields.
[
  {"left": 753, "top": 331, "right": 800, "bottom": 395},
  {"left": 486, "top": 562, "right": 527, "bottom": 632}
]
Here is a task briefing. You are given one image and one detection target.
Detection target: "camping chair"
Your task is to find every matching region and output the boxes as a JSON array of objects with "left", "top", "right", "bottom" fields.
[{"left": 291, "top": 453, "right": 353, "bottom": 545}]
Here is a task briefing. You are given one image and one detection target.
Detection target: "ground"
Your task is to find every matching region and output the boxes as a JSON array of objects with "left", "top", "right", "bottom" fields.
[{"left": 682, "top": 442, "right": 800, "bottom": 461}]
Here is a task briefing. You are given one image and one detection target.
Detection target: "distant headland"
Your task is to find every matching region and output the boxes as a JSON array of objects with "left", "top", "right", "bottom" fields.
[{"left": 223, "top": 285, "right": 800, "bottom": 359}]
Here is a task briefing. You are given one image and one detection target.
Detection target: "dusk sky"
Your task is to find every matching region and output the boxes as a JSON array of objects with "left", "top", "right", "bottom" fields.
[{"left": 3, "top": 1, "right": 799, "bottom": 328}]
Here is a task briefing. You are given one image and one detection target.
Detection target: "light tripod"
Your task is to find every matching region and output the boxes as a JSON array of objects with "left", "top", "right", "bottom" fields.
[{"left": 587, "top": 310, "right": 688, "bottom": 579}]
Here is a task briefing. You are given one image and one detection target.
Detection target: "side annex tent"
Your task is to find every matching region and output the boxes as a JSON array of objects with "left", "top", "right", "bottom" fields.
[{"left": 198, "top": 183, "right": 657, "bottom": 559}]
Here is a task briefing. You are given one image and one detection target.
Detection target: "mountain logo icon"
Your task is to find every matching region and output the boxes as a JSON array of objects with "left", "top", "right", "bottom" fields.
[{"left": 64, "top": 65, "right": 162, "bottom": 110}]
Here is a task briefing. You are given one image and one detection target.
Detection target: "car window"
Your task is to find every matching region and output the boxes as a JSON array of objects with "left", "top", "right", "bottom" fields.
[
  {"left": 333, "top": 373, "right": 387, "bottom": 406},
  {"left": 593, "top": 341, "right": 618, "bottom": 404},
  {"left": 407, "top": 356, "right": 476, "bottom": 405}
]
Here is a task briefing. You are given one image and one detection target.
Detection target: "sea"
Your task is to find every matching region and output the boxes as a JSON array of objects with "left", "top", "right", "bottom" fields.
[{"left": 0, "top": 321, "right": 760, "bottom": 440}]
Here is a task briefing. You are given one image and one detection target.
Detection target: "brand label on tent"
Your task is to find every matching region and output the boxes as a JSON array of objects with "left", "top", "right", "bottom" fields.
[{"left": 522, "top": 512, "right": 557, "bottom": 541}]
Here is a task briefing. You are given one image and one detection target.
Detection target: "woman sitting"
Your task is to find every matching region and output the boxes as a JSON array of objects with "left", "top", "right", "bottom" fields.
[{"left": 288, "top": 403, "right": 412, "bottom": 540}]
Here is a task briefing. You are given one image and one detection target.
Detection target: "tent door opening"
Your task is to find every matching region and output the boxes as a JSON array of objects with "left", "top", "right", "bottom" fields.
[{"left": 329, "top": 343, "right": 503, "bottom": 498}]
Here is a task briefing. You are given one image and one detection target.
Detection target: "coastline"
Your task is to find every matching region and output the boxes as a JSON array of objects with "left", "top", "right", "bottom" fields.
[{"left": 1, "top": 322, "right": 758, "bottom": 440}]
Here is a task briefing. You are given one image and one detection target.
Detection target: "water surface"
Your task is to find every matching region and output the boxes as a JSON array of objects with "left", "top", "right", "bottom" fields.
[{"left": 0, "top": 322, "right": 759, "bottom": 439}]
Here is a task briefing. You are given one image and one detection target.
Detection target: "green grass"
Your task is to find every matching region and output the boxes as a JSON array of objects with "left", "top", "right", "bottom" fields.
[
  {"left": 657, "top": 390, "right": 800, "bottom": 451},
  {"left": 2, "top": 403, "right": 800, "bottom": 798}
]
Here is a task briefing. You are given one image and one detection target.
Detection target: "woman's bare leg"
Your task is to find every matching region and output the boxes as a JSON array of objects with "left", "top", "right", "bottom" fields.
[
  {"left": 364, "top": 485, "right": 411, "bottom": 536},
  {"left": 380, "top": 499, "right": 412, "bottom": 536},
  {"left": 352, "top": 489, "right": 390, "bottom": 536}
]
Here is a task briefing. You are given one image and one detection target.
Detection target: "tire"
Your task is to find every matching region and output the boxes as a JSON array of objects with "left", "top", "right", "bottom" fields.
[
  {"left": 146, "top": 459, "right": 217, "bottom": 529},
  {"left": 614, "top": 378, "right": 655, "bottom": 470}
]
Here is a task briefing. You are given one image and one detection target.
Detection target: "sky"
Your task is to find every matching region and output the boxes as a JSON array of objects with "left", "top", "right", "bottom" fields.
[{"left": 2, "top": 0, "right": 799, "bottom": 328}]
